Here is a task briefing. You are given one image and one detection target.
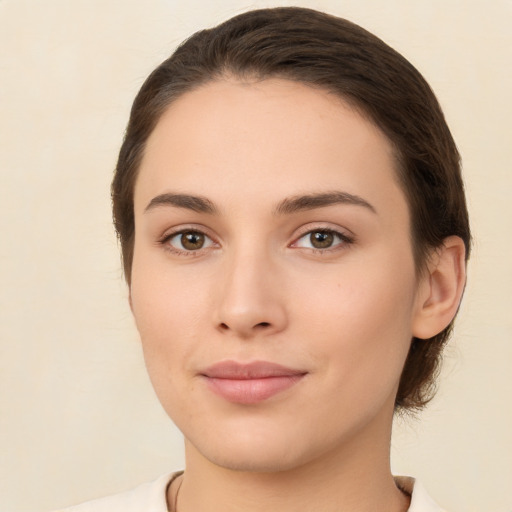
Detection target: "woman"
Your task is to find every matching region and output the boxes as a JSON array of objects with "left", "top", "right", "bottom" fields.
[{"left": 62, "top": 7, "right": 470, "bottom": 512}]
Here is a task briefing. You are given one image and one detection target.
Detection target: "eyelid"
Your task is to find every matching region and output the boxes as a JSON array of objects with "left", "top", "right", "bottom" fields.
[
  {"left": 158, "top": 224, "right": 220, "bottom": 255},
  {"left": 156, "top": 222, "right": 354, "bottom": 255},
  {"left": 291, "top": 222, "right": 355, "bottom": 240},
  {"left": 290, "top": 223, "right": 355, "bottom": 250}
]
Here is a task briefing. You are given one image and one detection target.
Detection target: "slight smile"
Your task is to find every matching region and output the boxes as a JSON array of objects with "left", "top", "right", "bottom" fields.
[{"left": 200, "top": 360, "right": 308, "bottom": 404}]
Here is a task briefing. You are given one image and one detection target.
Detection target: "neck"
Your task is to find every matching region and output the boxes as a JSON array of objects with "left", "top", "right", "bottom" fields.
[{"left": 172, "top": 413, "right": 409, "bottom": 512}]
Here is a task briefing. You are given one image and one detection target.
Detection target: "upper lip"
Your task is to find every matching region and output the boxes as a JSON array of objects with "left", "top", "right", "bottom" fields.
[{"left": 200, "top": 360, "right": 307, "bottom": 379}]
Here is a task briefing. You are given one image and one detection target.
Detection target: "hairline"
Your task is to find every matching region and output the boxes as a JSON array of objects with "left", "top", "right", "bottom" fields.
[{"left": 124, "top": 72, "right": 431, "bottom": 282}]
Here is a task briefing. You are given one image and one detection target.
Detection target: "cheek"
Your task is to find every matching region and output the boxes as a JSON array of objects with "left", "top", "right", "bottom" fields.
[
  {"left": 130, "top": 276, "right": 204, "bottom": 425},
  {"left": 291, "top": 256, "right": 417, "bottom": 390},
  {"left": 131, "top": 243, "right": 210, "bottom": 334},
  {"left": 293, "top": 251, "right": 416, "bottom": 333},
  {"left": 129, "top": 255, "right": 211, "bottom": 391}
]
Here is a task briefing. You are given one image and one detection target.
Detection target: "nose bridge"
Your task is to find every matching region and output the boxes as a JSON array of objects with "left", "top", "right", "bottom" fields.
[{"left": 214, "top": 239, "right": 287, "bottom": 337}]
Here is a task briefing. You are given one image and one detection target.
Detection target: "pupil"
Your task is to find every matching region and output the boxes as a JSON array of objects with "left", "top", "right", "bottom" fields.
[
  {"left": 311, "top": 231, "right": 333, "bottom": 249},
  {"left": 181, "top": 232, "right": 204, "bottom": 250}
]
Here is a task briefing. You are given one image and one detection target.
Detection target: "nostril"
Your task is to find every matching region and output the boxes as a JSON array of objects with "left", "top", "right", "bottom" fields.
[{"left": 217, "top": 321, "right": 275, "bottom": 333}]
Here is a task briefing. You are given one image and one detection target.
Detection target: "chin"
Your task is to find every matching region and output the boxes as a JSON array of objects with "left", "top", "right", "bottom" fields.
[
  {"left": 193, "top": 441, "right": 309, "bottom": 473},
  {"left": 208, "top": 454, "right": 296, "bottom": 473},
  {"left": 184, "top": 419, "right": 338, "bottom": 475}
]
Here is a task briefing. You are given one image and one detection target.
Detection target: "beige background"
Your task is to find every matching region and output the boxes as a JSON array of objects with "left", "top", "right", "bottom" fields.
[{"left": 1, "top": 1, "right": 510, "bottom": 511}]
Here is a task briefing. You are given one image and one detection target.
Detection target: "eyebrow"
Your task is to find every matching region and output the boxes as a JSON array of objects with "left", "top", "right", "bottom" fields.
[
  {"left": 144, "top": 190, "right": 376, "bottom": 216},
  {"left": 144, "top": 193, "right": 217, "bottom": 214},
  {"left": 274, "top": 191, "right": 377, "bottom": 215}
]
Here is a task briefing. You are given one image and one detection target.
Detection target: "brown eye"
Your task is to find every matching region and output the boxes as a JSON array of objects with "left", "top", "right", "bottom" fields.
[
  {"left": 165, "top": 230, "right": 215, "bottom": 253},
  {"left": 292, "top": 228, "right": 353, "bottom": 251},
  {"left": 310, "top": 230, "right": 334, "bottom": 249},
  {"left": 181, "top": 231, "right": 205, "bottom": 250}
]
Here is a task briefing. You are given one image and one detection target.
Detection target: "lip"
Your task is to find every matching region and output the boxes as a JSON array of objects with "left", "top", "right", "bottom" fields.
[{"left": 200, "top": 360, "right": 307, "bottom": 404}]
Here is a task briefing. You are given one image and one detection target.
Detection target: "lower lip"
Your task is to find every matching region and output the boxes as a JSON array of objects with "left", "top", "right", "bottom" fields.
[{"left": 204, "top": 375, "right": 305, "bottom": 404}]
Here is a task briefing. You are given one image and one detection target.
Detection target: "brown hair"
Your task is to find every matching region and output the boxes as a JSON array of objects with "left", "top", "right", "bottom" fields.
[{"left": 112, "top": 7, "right": 471, "bottom": 411}]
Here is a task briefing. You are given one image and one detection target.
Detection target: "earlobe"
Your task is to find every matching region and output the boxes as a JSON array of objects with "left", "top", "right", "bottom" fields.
[{"left": 412, "top": 236, "right": 467, "bottom": 340}]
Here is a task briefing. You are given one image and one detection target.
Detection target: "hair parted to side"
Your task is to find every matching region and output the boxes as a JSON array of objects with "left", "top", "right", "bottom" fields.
[{"left": 112, "top": 7, "right": 471, "bottom": 411}]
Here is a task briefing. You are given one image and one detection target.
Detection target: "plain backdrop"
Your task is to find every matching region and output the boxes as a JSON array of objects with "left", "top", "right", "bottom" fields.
[{"left": 1, "top": 1, "right": 511, "bottom": 511}]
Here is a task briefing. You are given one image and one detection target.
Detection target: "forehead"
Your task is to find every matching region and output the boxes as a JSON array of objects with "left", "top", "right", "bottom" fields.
[{"left": 135, "top": 78, "right": 406, "bottom": 220}]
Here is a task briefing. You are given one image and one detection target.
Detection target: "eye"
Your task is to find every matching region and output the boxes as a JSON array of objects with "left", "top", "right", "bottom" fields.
[
  {"left": 164, "top": 230, "right": 215, "bottom": 252},
  {"left": 292, "top": 229, "right": 352, "bottom": 250}
]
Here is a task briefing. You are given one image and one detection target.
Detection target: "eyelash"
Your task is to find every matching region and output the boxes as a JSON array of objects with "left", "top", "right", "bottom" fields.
[
  {"left": 159, "top": 228, "right": 218, "bottom": 256},
  {"left": 159, "top": 226, "right": 354, "bottom": 256},
  {"left": 291, "top": 228, "right": 355, "bottom": 253}
]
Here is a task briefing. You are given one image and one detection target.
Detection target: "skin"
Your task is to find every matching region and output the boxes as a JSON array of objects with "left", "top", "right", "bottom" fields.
[{"left": 130, "top": 79, "right": 465, "bottom": 512}]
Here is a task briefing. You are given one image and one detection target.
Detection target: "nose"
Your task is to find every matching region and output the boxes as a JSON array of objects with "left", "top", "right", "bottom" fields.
[{"left": 213, "top": 248, "right": 288, "bottom": 338}]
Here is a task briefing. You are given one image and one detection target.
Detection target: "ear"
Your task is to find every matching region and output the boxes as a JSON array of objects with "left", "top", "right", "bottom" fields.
[{"left": 412, "top": 236, "right": 467, "bottom": 340}]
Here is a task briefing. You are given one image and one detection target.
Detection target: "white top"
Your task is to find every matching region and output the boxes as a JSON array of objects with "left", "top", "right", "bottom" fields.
[{"left": 56, "top": 472, "right": 446, "bottom": 512}]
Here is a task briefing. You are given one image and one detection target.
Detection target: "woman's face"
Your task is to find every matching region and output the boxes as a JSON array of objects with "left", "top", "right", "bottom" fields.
[{"left": 130, "top": 79, "right": 429, "bottom": 472}]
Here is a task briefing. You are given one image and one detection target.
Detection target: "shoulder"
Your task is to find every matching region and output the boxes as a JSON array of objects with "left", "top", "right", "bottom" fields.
[
  {"left": 54, "top": 472, "right": 180, "bottom": 512},
  {"left": 395, "top": 476, "right": 448, "bottom": 512}
]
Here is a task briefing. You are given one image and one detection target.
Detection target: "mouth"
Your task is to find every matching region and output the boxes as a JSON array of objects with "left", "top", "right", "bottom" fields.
[{"left": 199, "top": 360, "right": 307, "bottom": 404}]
